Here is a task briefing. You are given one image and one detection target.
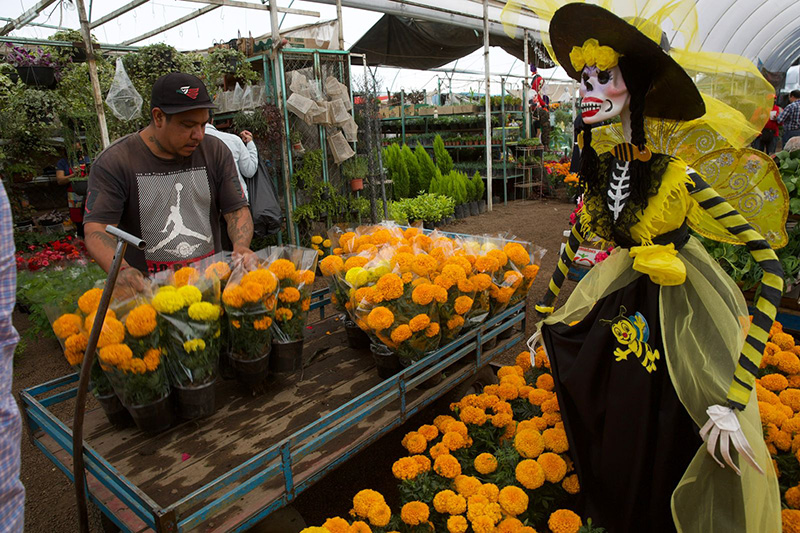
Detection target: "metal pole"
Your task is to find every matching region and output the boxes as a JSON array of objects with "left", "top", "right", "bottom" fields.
[
  {"left": 72, "top": 226, "right": 145, "bottom": 533},
  {"left": 483, "top": 0, "right": 492, "bottom": 212},
  {"left": 270, "top": 1, "right": 296, "bottom": 245},
  {"left": 501, "top": 78, "right": 507, "bottom": 206},
  {"left": 75, "top": 0, "right": 110, "bottom": 149},
  {"left": 336, "top": 0, "right": 345, "bottom": 51},
  {"left": 362, "top": 55, "right": 378, "bottom": 223},
  {"left": 523, "top": 29, "right": 530, "bottom": 138},
  {"left": 401, "top": 89, "right": 406, "bottom": 146}
]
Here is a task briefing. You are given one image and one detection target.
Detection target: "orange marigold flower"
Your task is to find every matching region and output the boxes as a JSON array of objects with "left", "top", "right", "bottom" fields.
[
  {"left": 367, "top": 307, "right": 394, "bottom": 331},
  {"left": 412, "top": 284, "right": 435, "bottom": 305},
  {"left": 204, "top": 261, "right": 231, "bottom": 281},
  {"left": 64, "top": 333, "right": 89, "bottom": 365},
  {"left": 538, "top": 452, "right": 568, "bottom": 483},
  {"left": 487, "top": 249, "right": 508, "bottom": 268},
  {"left": 454, "top": 296, "right": 473, "bottom": 315},
  {"left": 536, "top": 373, "right": 555, "bottom": 391},
  {"left": 543, "top": 427, "right": 569, "bottom": 453},
  {"left": 268, "top": 259, "right": 297, "bottom": 280},
  {"left": 762, "top": 373, "right": 789, "bottom": 392},
  {"left": 142, "top": 348, "right": 161, "bottom": 371},
  {"left": 433, "top": 490, "right": 456, "bottom": 514},
  {"left": 474, "top": 453, "right": 498, "bottom": 475},
  {"left": 402, "top": 431, "right": 427, "bottom": 454},
  {"left": 773, "top": 332, "right": 796, "bottom": 352},
  {"left": 434, "top": 454, "right": 462, "bottom": 479},
  {"left": 97, "top": 318, "right": 125, "bottom": 348},
  {"left": 523, "top": 264, "right": 540, "bottom": 279},
  {"left": 434, "top": 415, "right": 456, "bottom": 432},
  {"left": 275, "top": 308, "right": 293, "bottom": 322},
  {"left": 376, "top": 273, "right": 404, "bottom": 300},
  {"left": 548, "top": 509, "right": 582, "bottom": 533},
  {"left": 515, "top": 351, "right": 532, "bottom": 371},
  {"left": 253, "top": 316, "right": 272, "bottom": 330},
  {"left": 391, "top": 324, "right": 413, "bottom": 344},
  {"left": 454, "top": 474, "right": 482, "bottom": 497},
  {"left": 279, "top": 287, "right": 301, "bottom": 303},
  {"left": 474, "top": 256, "right": 499, "bottom": 273},
  {"left": 470, "top": 273, "right": 492, "bottom": 291},
  {"left": 352, "top": 489, "right": 387, "bottom": 518},
  {"left": 787, "top": 486, "right": 800, "bottom": 509},
  {"left": 498, "top": 518, "right": 525, "bottom": 533},
  {"left": 563, "top": 473, "right": 580, "bottom": 494},
  {"left": 125, "top": 304, "right": 157, "bottom": 338},
  {"left": 241, "top": 281, "right": 265, "bottom": 303},
  {"left": 408, "top": 314, "right": 431, "bottom": 332},
  {"left": 781, "top": 389, "right": 800, "bottom": 413},
  {"left": 497, "top": 382, "right": 519, "bottom": 401},
  {"left": 432, "top": 286, "right": 448, "bottom": 304},
  {"left": 173, "top": 266, "right": 199, "bottom": 287},
  {"left": 242, "top": 269, "right": 278, "bottom": 293},
  {"left": 498, "top": 485, "right": 528, "bottom": 517},
  {"left": 425, "top": 322, "right": 440, "bottom": 338},
  {"left": 504, "top": 270, "right": 524, "bottom": 288},
  {"left": 542, "top": 396, "right": 561, "bottom": 414},
  {"left": 412, "top": 454, "right": 431, "bottom": 473},
  {"left": 319, "top": 255, "right": 345, "bottom": 276},
  {"left": 447, "top": 315, "right": 465, "bottom": 330},
  {"left": 400, "top": 501, "right": 429, "bottom": 526},
  {"left": 411, "top": 255, "right": 438, "bottom": 277},
  {"left": 459, "top": 406, "right": 488, "bottom": 426},
  {"left": 503, "top": 242, "right": 531, "bottom": 266},
  {"left": 442, "top": 431, "right": 467, "bottom": 451},
  {"left": 54, "top": 313, "right": 83, "bottom": 339},
  {"left": 429, "top": 442, "right": 450, "bottom": 461},
  {"left": 515, "top": 459, "right": 545, "bottom": 490},
  {"left": 777, "top": 351, "right": 800, "bottom": 374},
  {"left": 392, "top": 457, "right": 421, "bottom": 481},
  {"left": 322, "top": 517, "right": 350, "bottom": 533},
  {"left": 515, "top": 429, "right": 545, "bottom": 459},
  {"left": 344, "top": 256, "right": 369, "bottom": 271},
  {"left": 78, "top": 288, "right": 103, "bottom": 315}
]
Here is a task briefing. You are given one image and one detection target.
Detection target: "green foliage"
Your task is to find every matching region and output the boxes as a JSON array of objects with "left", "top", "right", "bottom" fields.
[
  {"left": 16, "top": 263, "right": 107, "bottom": 341},
  {"left": 465, "top": 173, "right": 476, "bottom": 202},
  {"left": 341, "top": 155, "right": 368, "bottom": 181},
  {"left": 45, "top": 29, "right": 96, "bottom": 64},
  {"left": 389, "top": 193, "right": 455, "bottom": 224},
  {"left": 775, "top": 149, "right": 800, "bottom": 214},
  {"left": 383, "top": 144, "right": 410, "bottom": 199},
  {"left": 291, "top": 149, "right": 323, "bottom": 190},
  {"left": 402, "top": 144, "right": 423, "bottom": 196},
  {"left": 414, "top": 143, "right": 436, "bottom": 192},
  {"left": 433, "top": 134, "right": 453, "bottom": 175},
  {"left": 472, "top": 171, "right": 485, "bottom": 201},
  {"left": 203, "top": 47, "right": 259, "bottom": 95},
  {"left": 122, "top": 44, "right": 201, "bottom": 103}
]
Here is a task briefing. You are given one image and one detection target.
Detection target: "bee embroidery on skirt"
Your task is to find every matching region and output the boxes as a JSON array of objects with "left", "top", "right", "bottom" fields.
[{"left": 602, "top": 306, "right": 660, "bottom": 373}]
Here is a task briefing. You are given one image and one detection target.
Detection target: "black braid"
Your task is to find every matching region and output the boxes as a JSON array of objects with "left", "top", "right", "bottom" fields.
[
  {"left": 618, "top": 56, "right": 654, "bottom": 210},
  {"left": 578, "top": 123, "right": 599, "bottom": 196}
]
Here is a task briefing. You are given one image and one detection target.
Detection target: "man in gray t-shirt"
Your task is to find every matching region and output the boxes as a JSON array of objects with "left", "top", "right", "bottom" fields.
[{"left": 84, "top": 73, "right": 254, "bottom": 295}]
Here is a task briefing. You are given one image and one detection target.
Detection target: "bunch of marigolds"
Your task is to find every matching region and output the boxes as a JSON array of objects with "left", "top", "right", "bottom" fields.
[
  {"left": 317, "top": 225, "right": 543, "bottom": 364},
  {"left": 298, "top": 348, "right": 607, "bottom": 532},
  {"left": 265, "top": 246, "right": 318, "bottom": 344}
]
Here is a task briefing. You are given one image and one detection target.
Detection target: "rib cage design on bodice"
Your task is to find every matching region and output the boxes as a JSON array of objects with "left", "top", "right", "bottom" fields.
[{"left": 607, "top": 160, "right": 631, "bottom": 221}]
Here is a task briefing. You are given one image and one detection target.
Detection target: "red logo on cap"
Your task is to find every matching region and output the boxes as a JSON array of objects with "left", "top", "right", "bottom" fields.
[{"left": 177, "top": 86, "right": 200, "bottom": 100}]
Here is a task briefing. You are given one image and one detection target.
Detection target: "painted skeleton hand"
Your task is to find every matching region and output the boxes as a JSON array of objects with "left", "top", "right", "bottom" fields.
[{"left": 700, "top": 404, "right": 764, "bottom": 476}]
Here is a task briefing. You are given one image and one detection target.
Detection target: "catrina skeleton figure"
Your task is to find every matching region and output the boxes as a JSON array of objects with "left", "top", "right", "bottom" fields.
[{"left": 502, "top": 2, "right": 788, "bottom": 532}]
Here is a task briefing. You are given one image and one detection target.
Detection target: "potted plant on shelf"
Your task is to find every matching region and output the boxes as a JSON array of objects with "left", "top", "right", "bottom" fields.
[
  {"left": 342, "top": 155, "right": 367, "bottom": 192},
  {"left": 4, "top": 44, "right": 60, "bottom": 88},
  {"left": 290, "top": 130, "right": 305, "bottom": 156}
]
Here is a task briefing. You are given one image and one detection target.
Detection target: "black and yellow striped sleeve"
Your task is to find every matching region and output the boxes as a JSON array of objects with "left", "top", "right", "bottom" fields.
[
  {"left": 687, "top": 172, "right": 784, "bottom": 410},
  {"left": 536, "top": 219, "right": 587, "bottom": 314}
]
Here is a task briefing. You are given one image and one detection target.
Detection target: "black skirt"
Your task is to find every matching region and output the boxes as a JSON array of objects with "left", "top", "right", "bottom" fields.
[{"left": 542, "top": 275, "right": 703, "bottom": 533}]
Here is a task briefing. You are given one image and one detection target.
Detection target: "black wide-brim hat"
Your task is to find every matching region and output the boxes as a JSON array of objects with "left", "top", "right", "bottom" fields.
[{"left": 550, "top": 3, "right": 705, "bottom": 121}]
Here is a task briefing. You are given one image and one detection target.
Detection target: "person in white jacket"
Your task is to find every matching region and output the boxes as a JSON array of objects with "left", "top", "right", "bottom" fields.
[{"left": 204, "top": 113, "right": 258, "bottom": 201}]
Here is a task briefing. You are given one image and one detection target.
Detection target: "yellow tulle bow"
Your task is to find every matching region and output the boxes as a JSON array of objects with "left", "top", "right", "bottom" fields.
[{"left": 629, "top": 243, "right": 686, "bottom": 286}]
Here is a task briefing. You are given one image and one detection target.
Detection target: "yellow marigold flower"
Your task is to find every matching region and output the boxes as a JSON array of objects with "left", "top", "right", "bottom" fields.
[
  {"left": 253, "top": 316, "right": 272, "bottom": 330},
  {"left": 322, "top": 517, "right": 350, "bottom": 533},
  {"left": 516, "top": 459, "right": 545, "bottom": 490},
  {"left": 222, "top": 285, "right": 244, "bottom": 308},
  {"left": 152, "top": 290, "right": 185, "bottom": 314},
  {"left": 97, "top": 318, "right": 125, "bottom": 349},
  {"left": 320, "top": 255, "right": 345, "bottom": 276},
  {"left": 562, "top": 473, "right": 580, "bottom": 495},
  {"left": 454, "top": 474, "right": 482, "bottom": 497},
  {"left": 367, "top": 307, "right": 394, "bottom": 331},
  {"left": 174, "top": 267, "right": 199, "bottom": 287},
  {"left": 453, "top": 296, "right": 473, "bottom": 315},
  {"left": 538, "top": 452, "right": 567, "bottom": 483},
  {"left": 275, "top": 308, "right": 293, "bottom": 322},
  {"left": 188, "top": 302, "right": 221, "bottom": 322},
  {"left": 503, "top": 242, "right": 531, "bottom": 266},
  {"left": 204, "top": 261, "right": 231, "bottom": 281},
  {"left": 400, "top": 501, "right": 429, "bottom": 526},
  {"left": 311, "top": 235, "right": 323, "bottom": 245},
  {"left": 762, "top": 373, "right": 789, "bottom": 392},
  {"left": 392, "top": 457, "right": 421, "bottom": 481},
  {"left": 418, "top": 424, "right": 438, "bottom": 441},
  {"left": 183, "top": 338, "right": 206, "bottom": 353},
  {"left": 474, "top": 453, "right": 497, "bottom": 475},
  {"left": 279, "top": 287, "right": 301, "bottom": 303},
  {"left": 143, "top": 348, "right": 161, "bottom": 371},
  {"left": 53, "top": 313, "right": 83, "bottom": 339},
  {"left": 447, "top": 515, "right": 468, "bottom": 533},
  {"left": 548, "top": 509, "right": 582, "bottom": 533},
  {"left": 434, "top": 454, "right": 462, "bottom": 479},
  {"left": 402, "top": 431, "right": 427, "bottom": 454},
  {"left": 268, "top": 259, "right": 296, "bottom": 280},
  {"left": 78, "top": 288, "right": 103, "bottom": 315},
  {"left": 543, "top": 427, "right": 569, "bottom": 453},
  {"left": 498, "top": 485, "right": 528, "bottom": 517},
  {"left": 447, "top": 315, "right": 465, "bottom": 330},
  {"left": 515, "top": 429, "right": 545, "bottom": 459}
]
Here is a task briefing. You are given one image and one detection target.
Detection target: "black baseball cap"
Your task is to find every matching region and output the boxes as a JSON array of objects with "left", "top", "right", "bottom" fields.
[{"left": 150, "top": 72, "right": 217, "bottom": 114}]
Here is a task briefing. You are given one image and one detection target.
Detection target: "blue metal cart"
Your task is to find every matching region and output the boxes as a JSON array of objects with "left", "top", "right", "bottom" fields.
[{"left": 20, "top": 288, "right": 528, "bottom": 532}]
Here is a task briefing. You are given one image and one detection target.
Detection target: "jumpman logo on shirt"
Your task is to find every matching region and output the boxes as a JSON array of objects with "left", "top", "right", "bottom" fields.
[{"left": 150, "top": 183, "right": 212, "bottom": 255}]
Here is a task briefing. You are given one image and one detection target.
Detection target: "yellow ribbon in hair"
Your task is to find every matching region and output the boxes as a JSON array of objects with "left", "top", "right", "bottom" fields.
[
  {"left": 570, "top": 38, "right": 621, "bottom": 72},
  {"left": 629, "top": 243, "right": 686, "bottom": 286}
]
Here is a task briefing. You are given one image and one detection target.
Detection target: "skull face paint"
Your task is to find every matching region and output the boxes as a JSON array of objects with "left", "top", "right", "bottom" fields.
[{"left": 579, "top": 65, "right": 630, "bottom": 124}]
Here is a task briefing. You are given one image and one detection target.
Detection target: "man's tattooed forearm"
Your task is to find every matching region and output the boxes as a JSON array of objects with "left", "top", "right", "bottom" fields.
[
  {"left": 225, "top": 208, "right": 253, "bottom": 247},
  {"left": 88, "top": 230, "right": 118, "bottom": 249}
]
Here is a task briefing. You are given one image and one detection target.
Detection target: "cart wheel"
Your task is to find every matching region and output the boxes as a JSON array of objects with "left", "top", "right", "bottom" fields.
[
  {"left": 88, "top": 501, "right": 120, "bottom": 533},
  {"left": 449, "top": 365, "right": 499, "bottom": 401}
]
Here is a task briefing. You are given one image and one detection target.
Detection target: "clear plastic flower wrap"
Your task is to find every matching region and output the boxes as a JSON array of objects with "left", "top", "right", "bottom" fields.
[
  {"left": 149, "top": 266, "right": 222, "bottom": 388},
  {"left": 221, "top": 250, "right": 279, "bottom": 361},
  {"left": 265, "top": 246, "right": 319, "bottom": 344}
]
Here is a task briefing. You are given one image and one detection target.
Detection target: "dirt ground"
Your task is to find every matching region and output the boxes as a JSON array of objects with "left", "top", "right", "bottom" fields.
[{"left": 12, "top": 198, "right": 578, "bottom": 532}]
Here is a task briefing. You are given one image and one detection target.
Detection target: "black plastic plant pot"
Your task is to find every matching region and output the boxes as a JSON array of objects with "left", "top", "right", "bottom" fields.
[
  {"left": 344, "top": 318, "right": 370, "bottom": 350},
  {"left": 371, "top": 344, "right": 401, "bottom": 379},
  {"left": 94, "top": 391, "right": 133, "bottom": 428},
  {"left": 174, "top": 379, "right": 217, "bottom": 419},
  {"left": 16, "top": 66, "right": 55, "bottom": 88},
  {"left": 470, "top": 201, "right": 480, "bottom": 216},
  {"left": 230, "top": 350, "right": 270, "bottom": 386},
  {"left": 128, "top": 393, "right": 174, "bottom": 435},
  {"left": 479, "top": 201, "right": 487, "bottom": 214},
  {"left": 423, "top": 220, "right": 435, "bottom": 230},
  {"left": 270, "top": 339, "right": 304, "bottom": 373},
  {"left": 399, "top": 356, "right": 442, "bottom": 389}
]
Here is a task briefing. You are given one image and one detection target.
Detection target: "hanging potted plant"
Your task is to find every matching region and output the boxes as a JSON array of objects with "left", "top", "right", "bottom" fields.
[
  {"left": 4, "top": 44, "right": 60, "bottom": 88},
  {"left": 290, "top": 130, "right": 305, "bottom": 155},
  {"left": 342, "top": 155, "right": 367, "bottom": 192}
]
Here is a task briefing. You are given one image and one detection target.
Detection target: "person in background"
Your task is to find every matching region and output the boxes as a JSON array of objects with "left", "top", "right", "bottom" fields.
[
  {"left": 0, "top": 181, "right": 25, "bottom": 531},
  {"left": 56, "top": 141, "right": 91, "bottom": 238},
  {"left": 204, "top": 112, "right": 258, "bottom": 201},
  {"left": 84, "top": 72, "right": 254, "bottom": 298},
  {"left": 777, "top": 89, "right": 800, "bottom": 147},
  {"left": 753, "top": 97, "right": 781, "bottom": 155}
]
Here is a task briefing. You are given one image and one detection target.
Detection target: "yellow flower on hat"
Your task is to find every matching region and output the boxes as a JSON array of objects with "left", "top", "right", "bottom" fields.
[
  {"left": 596, "top": 45, "right": 620, "bottom": 70},
  {"left": 570, "top": 38, "right": 621, "bottom": 72}
]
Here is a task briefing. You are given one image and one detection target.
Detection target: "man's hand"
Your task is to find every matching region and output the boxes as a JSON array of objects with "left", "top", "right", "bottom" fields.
[
  {"left": 113, "top": 267, "right": 146, "bottom": 300},
  {"left": 232, "top": 245, "right": 258, "bottom": 270},
  {"left": 239, "top": 130, "right": 253, "bottom": 144}
]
